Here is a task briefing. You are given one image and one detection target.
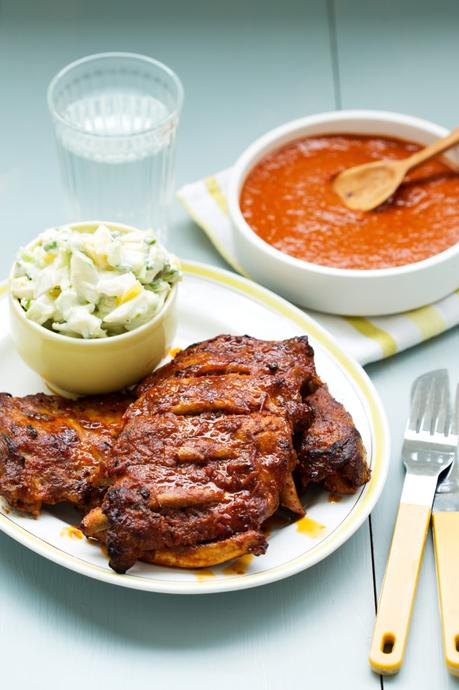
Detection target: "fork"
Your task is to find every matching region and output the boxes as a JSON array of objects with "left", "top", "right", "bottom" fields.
[{"left": 369, "top": 370, "right": 457, "bottom": 675}]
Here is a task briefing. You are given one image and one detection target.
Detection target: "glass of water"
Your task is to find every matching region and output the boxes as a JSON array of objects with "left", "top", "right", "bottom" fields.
[{"left": 48, "top": 52, "right": 184, "bottom": 235}]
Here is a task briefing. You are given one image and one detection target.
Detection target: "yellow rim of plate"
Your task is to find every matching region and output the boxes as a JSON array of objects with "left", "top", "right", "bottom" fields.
[{"left": 0, "top": 263, "right": 389, "bottom": 593}]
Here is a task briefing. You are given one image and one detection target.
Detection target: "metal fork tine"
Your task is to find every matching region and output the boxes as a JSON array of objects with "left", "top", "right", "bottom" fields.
[
  {"left": 419, "top": 381, "right": 436, "bottom": 433},
  {"left": 433, "top": 374, "right": 451, "bottom": 436},
  {"left": 451, "top": 383, "right": 459, "bottom": 436},
  {"left": 419, "top": 370, "right": 449, "bottom": 434},
  {"left": 408, "top": 373, "right": 431, "bottom": 431}
]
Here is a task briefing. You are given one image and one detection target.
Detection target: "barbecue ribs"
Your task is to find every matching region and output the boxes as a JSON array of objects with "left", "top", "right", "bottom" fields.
[
  {"left": 0, "top": 392, "right": 132, "bottom": 514},
  {"left": 0, "top": 334, "right": 370, "bottom": 574}
]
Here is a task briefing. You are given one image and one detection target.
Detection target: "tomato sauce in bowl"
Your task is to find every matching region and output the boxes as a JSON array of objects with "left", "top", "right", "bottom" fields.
[{"left": 240, "top": 134, "right": 459, "bottom": 270}]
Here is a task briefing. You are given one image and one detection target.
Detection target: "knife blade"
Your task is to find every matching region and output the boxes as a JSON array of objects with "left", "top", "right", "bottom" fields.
[
  {"left": 434, "top": 383, "right": 459, "bottom": 510},
  {"left": 432, "top": 383, "right": 459, "bottom": 676}
]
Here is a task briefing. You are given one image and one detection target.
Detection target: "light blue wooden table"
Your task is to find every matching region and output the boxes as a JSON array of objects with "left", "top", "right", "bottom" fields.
[{"left": 1, "top": 1, "right": 459, "bottom": 687}]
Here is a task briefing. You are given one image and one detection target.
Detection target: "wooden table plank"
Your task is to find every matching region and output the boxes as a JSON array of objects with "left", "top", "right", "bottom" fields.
[
  {"left": 0, "top": 523, "right": 380, "bottom": 690},
  {"left": 0, "top": 0, "right": 336, "bottom": 277},
  {"left": 333, "top": 0, "right": 459, "bottom": 128},
  {"left": 334, "top": 3, "right": 459, "bottom": 685},
  {"left": 367, "top": 332, "right": 459, "bottom": 689},
  {"left": 0, "top": 2, "right": 380, "bottom": 690}
]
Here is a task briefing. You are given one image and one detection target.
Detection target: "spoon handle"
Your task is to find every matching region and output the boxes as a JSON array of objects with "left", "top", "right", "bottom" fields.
[{"left": 404, "top": 127, "right": 459, "bottom": 171}]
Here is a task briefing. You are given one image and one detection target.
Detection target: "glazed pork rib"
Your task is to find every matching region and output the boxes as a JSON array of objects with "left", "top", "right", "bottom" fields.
[
  {"left": 82, "top": 335, "right": 369, "bottom": 573},
  {"left": 83, "top": 336, "right": 318, "bottom": 573},
  {"left": 139, "top": 334, "right": 369, "bottom": 493},
  {"left": 84, "top": 411, "right": 296, "bottom": 572},
  {"left": 137, "top": 334, "right": 320, "bottom": 429},
  {"left": 0, "top": 392, "right": 132, "bottom": 515},
  {"left": 138, "top": 334, "right": 320, "bottom": 519},
  {"left": 296, "top": 385, "right": 369, "bottom": 494}
]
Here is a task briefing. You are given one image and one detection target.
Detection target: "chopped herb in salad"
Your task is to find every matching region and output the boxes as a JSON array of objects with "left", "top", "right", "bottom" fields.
[{"left": 11, "top": 224, "right": 181, "bottom": 338}]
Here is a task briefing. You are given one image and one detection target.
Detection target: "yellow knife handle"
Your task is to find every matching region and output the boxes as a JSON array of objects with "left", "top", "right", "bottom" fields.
[
  {"left": 369, "top": 503, "right": 431, "bottom": 675},
  {"left": 432, "top": 512, "right": 459, "bottom": 676}
]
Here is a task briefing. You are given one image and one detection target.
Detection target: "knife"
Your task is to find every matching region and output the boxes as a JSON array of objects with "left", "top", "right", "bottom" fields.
[{"left": 432, "top": 383, "right": 459, "bottom": 676}]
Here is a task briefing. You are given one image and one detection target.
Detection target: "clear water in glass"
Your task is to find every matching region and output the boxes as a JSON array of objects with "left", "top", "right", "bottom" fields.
[{"left": 48, "top": 54, "right": 183, "bottom": 235}]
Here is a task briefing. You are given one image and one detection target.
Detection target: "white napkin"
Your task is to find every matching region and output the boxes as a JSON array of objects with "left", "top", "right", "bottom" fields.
[{"left": 178, "top": 169, "right": 459, "bottom": 365}]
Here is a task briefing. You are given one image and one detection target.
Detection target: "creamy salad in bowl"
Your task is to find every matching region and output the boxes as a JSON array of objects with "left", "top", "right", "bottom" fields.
[{"left": 10, "top": 224, "right": 181, "bottom": 338}]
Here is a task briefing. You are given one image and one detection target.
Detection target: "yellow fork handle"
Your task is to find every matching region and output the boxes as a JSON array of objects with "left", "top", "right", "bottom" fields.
[
  {"left": 369, "top": 503, "right": 431, "bottom": 675},
  {"left": 432, "top": 512, "right": 459, "bottom": 676}
]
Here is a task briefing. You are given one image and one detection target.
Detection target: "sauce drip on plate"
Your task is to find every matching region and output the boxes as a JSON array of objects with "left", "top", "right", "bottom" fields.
[
  {"left": 60, "top": 525, "right": 84, "bottom": 540},
  {"left": 223, "top": 554, "right": 253, "bottom": 576},
  {"left": 296, "top": 516, "right": 326, "bottom": 538},
  {"left": 240, "top": 134, "right": 459, "bottom": 269}
]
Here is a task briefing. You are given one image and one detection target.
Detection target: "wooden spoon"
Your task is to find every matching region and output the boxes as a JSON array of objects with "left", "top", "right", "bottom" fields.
[{"left": 333, "top": 127, "right": 459, "bottom": 211}]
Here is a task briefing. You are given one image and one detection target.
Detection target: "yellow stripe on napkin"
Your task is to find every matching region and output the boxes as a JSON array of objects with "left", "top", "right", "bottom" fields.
[
  {"left": 205, "top": 176, "right": 228, "bottom": 215},
  {"left": 344, "top": 317, "right": 398, "bottom": 358},
  {"left": 404, "top": 305, "right": 446, "bottom": 340}
]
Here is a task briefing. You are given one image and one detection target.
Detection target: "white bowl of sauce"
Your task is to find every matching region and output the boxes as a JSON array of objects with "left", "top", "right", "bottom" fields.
[{"left": 228, "top": 110, "right": 459, "bottom": 316}]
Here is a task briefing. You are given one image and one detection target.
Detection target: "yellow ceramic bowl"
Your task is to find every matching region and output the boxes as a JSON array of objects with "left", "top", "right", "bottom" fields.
[{"left": 9, "top": 221, "right": 178, "bottom": 396}]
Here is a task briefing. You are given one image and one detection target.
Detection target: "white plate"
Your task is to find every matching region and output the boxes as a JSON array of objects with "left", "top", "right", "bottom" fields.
[{"left": 0, "top": 261, "right": 390, "bottom": 594}]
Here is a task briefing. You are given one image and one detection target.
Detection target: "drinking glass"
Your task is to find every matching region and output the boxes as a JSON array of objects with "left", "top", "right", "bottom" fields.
[{"left": 48, "top": 52, "right": 184, "bottom": 235}]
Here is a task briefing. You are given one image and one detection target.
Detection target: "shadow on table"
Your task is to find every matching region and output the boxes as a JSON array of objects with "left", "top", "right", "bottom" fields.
[{"left": 0, "top": 522, "right": 370, "bottom": 651}]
